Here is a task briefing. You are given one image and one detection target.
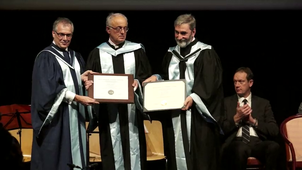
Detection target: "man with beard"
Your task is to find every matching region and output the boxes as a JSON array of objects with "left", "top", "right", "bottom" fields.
[
  {"left": 86, "top": 13, "right": 152, "bottom": 170},
  {"left": 143, "top": 14, "right": 224, "bottom": 170}
]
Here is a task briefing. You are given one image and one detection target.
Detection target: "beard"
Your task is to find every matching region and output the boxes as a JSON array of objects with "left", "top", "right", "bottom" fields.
[
  {"left": 176, "top": 40, "right": 189, "bottom": 48},
  {"left": 175, "top": 34, "right": 193, "bottom": 48}
]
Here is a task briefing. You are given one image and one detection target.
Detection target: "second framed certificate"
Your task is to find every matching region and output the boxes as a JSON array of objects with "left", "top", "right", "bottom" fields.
[
  {"left": 88, "top": 73, "right": 134, "bottom": 103},
  {"left": 143, "top": 79, "right": 186, "bottom": 112}
]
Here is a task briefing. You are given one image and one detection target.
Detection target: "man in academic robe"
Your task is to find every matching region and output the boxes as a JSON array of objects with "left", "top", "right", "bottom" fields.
[
  {"left": 220, "top": 67, "right": 280, "bottom": 170},
  {"left": 143, "top": 14, "right": 224, "bottom": 170},
  {"left": 85, "top": 13, "right": 152, "bottom": 170},
  {"left": 31, "top": 17, "right": 99, "bottom": 170}
]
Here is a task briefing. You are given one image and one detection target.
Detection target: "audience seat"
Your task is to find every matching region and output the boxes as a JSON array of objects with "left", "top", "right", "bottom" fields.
[
  {"left": 86, "top": 120, "right": 165, "bottom": 162},
  {"left": 280, "top": 114, "right": 302, "bottom": 170},
  {"left": 246, "top": 157, "right": 265, "bottom": 170}
]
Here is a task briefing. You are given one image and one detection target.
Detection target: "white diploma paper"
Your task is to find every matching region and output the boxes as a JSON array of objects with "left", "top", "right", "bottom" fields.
[
  {"left": 93, "top": 75, "right": 128, "bottom": 100},
  {"left": 143, "top": 80, "right": 186, "bottom": 112}
]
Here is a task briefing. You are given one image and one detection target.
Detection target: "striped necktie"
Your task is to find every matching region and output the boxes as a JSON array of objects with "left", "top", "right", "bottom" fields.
[
  {"left": 242, "top": 99, "right": 250, "bottom": 143},
  {"left": 63, "top": 51, "right": 71, "bottom": 64}
]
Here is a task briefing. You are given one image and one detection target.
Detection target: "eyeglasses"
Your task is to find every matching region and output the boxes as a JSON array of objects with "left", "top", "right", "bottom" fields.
[
  {"left": 54, "top": 31, "right": 73, "bottom": 38},
  {"left": 108, "top": 26, "right": 129, "bottom": 32}
]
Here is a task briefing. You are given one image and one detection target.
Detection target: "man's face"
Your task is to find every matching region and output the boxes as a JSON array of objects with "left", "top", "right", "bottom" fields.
[
  {"left": 106, "top": 15, "right": 128, "bottom": 45},
  {"left": 174, "top": 23, "right": 195, "bottom": 48},
  {"left": 52, "top": 22, "right": 73, "bottom": 50},
  {"left": 233, "top": 72, "right": 253, "bottom": 98}
]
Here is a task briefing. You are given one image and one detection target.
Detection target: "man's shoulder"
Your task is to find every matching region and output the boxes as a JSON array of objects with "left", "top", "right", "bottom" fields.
[
  {"left": 120, "top": 41, "right": 145, "bottom": 53},
  {"left": 37, "top": 46, "right": 54, "bottom": 56},
  {"left": 124, "top": 40, "right": 143, "bottom": 48},
  {"left": 96, "top": 41, "right": 143, "bottom": 49},
  {"left": 223, "top": 94, "right": 270, "bottom": 102},
  {"left": 224, "top": 94, "right": 237, "bottom": 101},
  {"left": 40, "top": 45, "right": 52, "bottom": 52},
  {"left": 168, "top": 41, "right": 212, "bottom": 51},
  {"left": 196, "top": 41, "right": 212, "bottom": 49},
  {"left": 252, "top": 95, "right": 270, "bottom": 103},
  {"left": 96, "top": 42, "right": 108, "bottom": 49}
]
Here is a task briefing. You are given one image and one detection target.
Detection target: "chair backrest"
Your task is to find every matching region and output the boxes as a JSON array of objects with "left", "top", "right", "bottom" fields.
[
  {"left": 9, "top": 129, "right": 32, "bottom": 162},
  {"left": 86, "top": 122, "right": 101, "bottom": 162},
  {"left": 246, "top": 157, "right": 264, "bottom": 170},
  {"left": 280, "top": 114, "right": 302, "bottom": 169},
  {"left": 144, "top": 120, "right": 165, "bottom": 161},
  {"left": 86, "top": 120, "right": 165, "bottom": 162}
]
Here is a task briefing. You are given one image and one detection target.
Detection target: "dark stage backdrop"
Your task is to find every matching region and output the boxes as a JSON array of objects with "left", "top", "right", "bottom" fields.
[
  {"left": 1, "top": 9, "right": 302, "bottom": 125},
  {"left": 1, "top": 9, "right": 302, "bottom": 170}
]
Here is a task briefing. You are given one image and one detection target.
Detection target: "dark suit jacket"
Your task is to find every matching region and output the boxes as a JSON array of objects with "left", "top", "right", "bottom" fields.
[{"left": 220, "top": 94, "right": 279, "bottom": 146}]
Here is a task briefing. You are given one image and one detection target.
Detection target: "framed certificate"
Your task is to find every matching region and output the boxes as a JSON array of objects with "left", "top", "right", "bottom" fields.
[
  {"left": 88, "top": 73, "right": 134, "bottom": 103},
  {"left": 143, "top": 79, "right": 186, "bottom": 112}
]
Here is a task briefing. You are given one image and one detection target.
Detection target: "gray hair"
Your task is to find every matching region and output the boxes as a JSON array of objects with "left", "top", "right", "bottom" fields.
[
  {"left": 106, "top": 13, "right": 128, "bottom": 26},
  {"left": 174, "top": 14, "right": 196, "bottom": 31},
  {"left": 52, "top": 17, "right": 74, "bottom": 32}
]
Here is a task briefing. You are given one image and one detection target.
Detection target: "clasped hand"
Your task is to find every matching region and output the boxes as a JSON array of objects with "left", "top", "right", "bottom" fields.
[{"left": 234, "top": 102, "right": 253, "bottom": 123}]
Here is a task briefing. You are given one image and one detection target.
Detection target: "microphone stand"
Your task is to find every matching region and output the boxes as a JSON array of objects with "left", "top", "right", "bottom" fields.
[{"left": 16, "top": 110, "right": 22, "bottom": 147}]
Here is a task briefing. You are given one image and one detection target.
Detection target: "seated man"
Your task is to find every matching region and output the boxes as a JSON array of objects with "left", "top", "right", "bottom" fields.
[{"left": 220, "top": 67, "right": 280, "bottom": 170}]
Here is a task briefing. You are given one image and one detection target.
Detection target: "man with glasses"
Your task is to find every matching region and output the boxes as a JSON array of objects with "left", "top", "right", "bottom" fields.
[
  {"left": 86, "top": 13, "right": 152, "bottom": 170},
  {"left": 142, "top": 14, "right": 224, "bottom": 170},
  {"left": 31, "top": 17, "right": 99, "bottom": 170},
  {"left": 220, "top": 67, "right": 280, "bottom": 170}
]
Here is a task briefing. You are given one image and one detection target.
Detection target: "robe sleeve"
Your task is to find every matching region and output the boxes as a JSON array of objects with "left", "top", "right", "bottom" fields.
[
  {"left": 74, "top": 51, "right": 86, "bottom": 74},
  {"left": 192, "top": 48, "right": 224, "bottom": 120},
  {"left": 31, "top": 51, "right": 66, "bottom": 128},
  {"left": 134, "top": 48, "right": 152, "bottom": 83},
  {"left": 160, "top": 51, "right": 173, "bottom": 80},
  {"left": 86, "top": 48, "right": 102, "bottom": 73}
]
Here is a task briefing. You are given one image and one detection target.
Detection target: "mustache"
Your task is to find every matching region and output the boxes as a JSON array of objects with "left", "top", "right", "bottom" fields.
[{"left": 176, "top": 39, "right": 186, "bottom": 42}]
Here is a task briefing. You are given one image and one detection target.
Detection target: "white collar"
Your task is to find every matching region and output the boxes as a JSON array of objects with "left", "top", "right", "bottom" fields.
[
  {"left": 237, "top": 92, "right": 252, "bottom": 106},
  {"left": 108, "top": 38, "right": 120, "bottom": 49}
]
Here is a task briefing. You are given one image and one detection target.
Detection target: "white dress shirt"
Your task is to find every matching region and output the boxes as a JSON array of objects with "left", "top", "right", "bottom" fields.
[{"left": 236, "top": 93, "right": 258, "bottom": 137}]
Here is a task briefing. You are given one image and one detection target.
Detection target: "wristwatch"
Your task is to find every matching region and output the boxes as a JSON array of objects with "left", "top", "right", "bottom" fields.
[
  {"left": 252, "top": 118, "right": 258, "bottom": 127},
  {"left": 235, "top": 119, "right": 242, "bottom": 127}
]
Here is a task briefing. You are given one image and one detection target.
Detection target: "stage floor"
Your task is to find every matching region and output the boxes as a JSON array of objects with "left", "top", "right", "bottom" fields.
[{"left": 22, "top": 159, "right": 167, "bottom": 170}]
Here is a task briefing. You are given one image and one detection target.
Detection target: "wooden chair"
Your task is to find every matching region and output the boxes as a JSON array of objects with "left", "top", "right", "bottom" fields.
[
  {"left": 280, "top": 114, "right": 302, "bottom": 170},
  {"left": 144, "top": 120, "right": 165, "bottom": 161},
  {"left": 9, "top": 129, "right": 33, "bottom": 162},
  {"left": 86, "top": 123, "right": 102, "bottom": 162},
  {"left": 246, "top": 157, "right": 265, "bottom": 170},
  {"left": 9, "top": 120, "right": 165, "bottom": 165}
]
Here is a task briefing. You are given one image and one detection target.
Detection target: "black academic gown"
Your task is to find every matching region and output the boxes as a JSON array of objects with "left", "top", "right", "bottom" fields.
[
  {"left": 31, "top": 43, "right": 88, "bottom": 170},
  {"left": 159, "top": 39, "right": 224, "bottom": 170},
  {"left": 86, "top": 41, "right": 152, "bottom": 170}
]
